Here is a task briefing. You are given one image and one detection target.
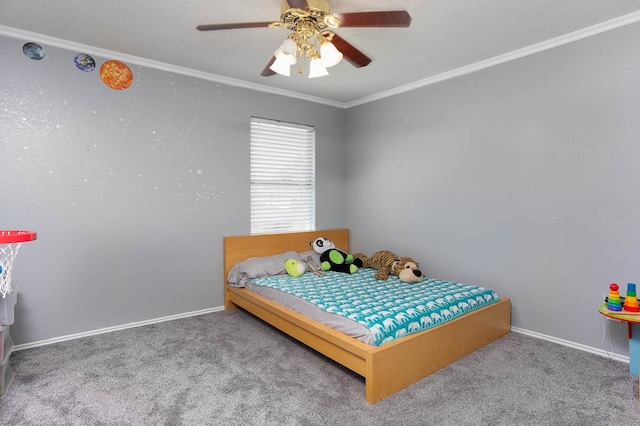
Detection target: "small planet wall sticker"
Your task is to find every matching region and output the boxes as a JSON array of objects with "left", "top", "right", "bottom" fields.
[
  {"left": 99, "top": 60, "right": 133, "bottom": 90},
  {"left": 23, "top": 42, "right": 45, "bottom": 60},
  {"left": 74, "top": 53, "right": 95, "bottom": 72}
]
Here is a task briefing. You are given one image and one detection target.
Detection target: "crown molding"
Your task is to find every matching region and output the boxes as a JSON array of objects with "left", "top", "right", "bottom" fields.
[
  {"left": 0, "top": 24, "right": 344, "bottom": 109},
  {"left": 3, "top": 10, "right": 640, "bottom": 110},
  {"left": 344, "top": 10, "right": 640, "bottom": 108}
]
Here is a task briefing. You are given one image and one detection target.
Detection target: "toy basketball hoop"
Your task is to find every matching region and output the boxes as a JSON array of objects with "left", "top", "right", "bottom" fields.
[{"left": 0, "top": 230, "right": 37, "bottom": 298}]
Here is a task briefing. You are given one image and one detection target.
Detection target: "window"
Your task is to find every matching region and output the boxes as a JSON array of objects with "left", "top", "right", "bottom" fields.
[{"left": 250, "top": 117, "right": 316, "bottom": 234}]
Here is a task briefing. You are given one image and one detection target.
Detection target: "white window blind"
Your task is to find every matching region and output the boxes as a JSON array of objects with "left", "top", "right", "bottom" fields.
[{"left": 250, "top": 117, "right": 316, "bottom": 235}]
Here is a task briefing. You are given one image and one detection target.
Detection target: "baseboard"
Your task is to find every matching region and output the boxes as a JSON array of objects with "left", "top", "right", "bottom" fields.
[
  {"left": 13, "top": 306, "right": 225, "bottom": 351},
  {"left": 510, "top": 326, "right": 629, "bottom": 364},
  {"left": 12, "top": 309, "right": 631, "bottom": 365}
]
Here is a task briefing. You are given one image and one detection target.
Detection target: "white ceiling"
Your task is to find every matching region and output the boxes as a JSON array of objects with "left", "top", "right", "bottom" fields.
[{"left": 2, "top": 0, "right": 640, "bottom": 107}]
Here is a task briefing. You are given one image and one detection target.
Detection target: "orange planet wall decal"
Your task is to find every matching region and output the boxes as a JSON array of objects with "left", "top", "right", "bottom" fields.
[{"left": 100, "top": 60, "right": 133, "bottom": 90}]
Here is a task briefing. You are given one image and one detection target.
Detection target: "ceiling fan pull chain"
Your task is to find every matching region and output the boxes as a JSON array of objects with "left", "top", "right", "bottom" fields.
[{"left": 298, "top": 54, "right": 306, "bottom": 74}]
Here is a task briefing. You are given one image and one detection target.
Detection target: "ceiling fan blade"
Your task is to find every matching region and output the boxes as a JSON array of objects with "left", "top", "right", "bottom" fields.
[
  {"left": 336, "top": 10, "right": 411, "bottom": 28},
  {"left": 261, "top": 57, "right": 277, "bottom": 77},
  {"left": 196, "top": 22, "right": 273, "bottom": 31},
  {"left": 331, "top": 34, "right": 372, "bottom": 68},
  {"left": 286, "top": 0, "right": 309, "bottom": 9}
]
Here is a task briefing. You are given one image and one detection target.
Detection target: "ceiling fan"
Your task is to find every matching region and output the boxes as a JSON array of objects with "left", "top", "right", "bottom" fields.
[{"left": 196, "top": 0, "right": 411, "bottom": 78}]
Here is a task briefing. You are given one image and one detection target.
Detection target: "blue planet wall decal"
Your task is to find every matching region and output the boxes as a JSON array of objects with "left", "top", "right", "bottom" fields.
[
  {"left": 74, "top": 53, "right": 95, "bottom": 72},
  {"left": 23, "top": 42, "right": 45, "bottom": 60}
]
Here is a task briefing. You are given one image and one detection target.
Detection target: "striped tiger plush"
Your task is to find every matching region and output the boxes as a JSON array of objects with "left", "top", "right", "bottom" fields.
[{"left": 353, "top": 250, "right": 424, "bottom": 283}]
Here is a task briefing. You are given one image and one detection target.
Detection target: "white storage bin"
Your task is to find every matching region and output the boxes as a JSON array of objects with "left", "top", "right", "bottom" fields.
[
  {"left": 0, "top": 292, "right": 17, "bottom": 326},
  {"left": 0, "top": 329, "right": 14, "bottom": 397},
  {"left": 0, "top": 326, "right": 13, "bottom": 361},
  {"left": 0, "top": 356, "right": 14, "bottom": 397}
]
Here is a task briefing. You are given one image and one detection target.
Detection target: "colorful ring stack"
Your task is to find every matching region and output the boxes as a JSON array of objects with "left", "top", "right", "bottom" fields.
[
  {"left": 624, "top": 283, "right": 640, "bottom": 312},
  {"left": 608, "top": 283, "right": 623, "bottom": 311}
]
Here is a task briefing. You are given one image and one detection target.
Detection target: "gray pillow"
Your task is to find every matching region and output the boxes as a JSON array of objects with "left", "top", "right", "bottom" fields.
[
  {"left": 227, "top": 251, "right": 301, "bottom": 287},
  {"left": 298, "top": 249, "right": 321, "bottom": 265}
]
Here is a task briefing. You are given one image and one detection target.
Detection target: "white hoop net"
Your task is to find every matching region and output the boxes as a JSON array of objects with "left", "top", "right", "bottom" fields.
[
  {"left": 0, "top": 242, "right": 23, "bottom": 298},
  {"left": 0, "top": 230, "right": 36, "bottom": 298}
]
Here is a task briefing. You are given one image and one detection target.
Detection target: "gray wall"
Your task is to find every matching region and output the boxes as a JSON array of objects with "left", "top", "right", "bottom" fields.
[
  {"left": 345, "top": 22, "right": 640, "bottom": 356},
  {"left": 5, "top": 19, "right": 640, "bottom": 361},
  {"left": 1, "top": 35, "right": 346, "bottom": 344}
]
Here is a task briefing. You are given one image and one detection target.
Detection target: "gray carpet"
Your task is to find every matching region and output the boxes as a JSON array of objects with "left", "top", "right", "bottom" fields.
[{"left": 1, "top": 309, "right": 639, "bottom": 425}]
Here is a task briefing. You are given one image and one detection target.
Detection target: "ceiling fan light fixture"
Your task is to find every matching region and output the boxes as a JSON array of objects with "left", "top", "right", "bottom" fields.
[
  {"left": 319, "top": 41, "right": 343, "bottom": 67},
  {"left": 196, "top": 1, "right": 412, "bottom": 78},
  {"left": 269, "top": 56, "right": 292, "bottom": 76},
  {"left": 274, "top": 38, "right": 298, "bottom": 65},
  {"left": 308, "top": 58, "right": 329, "bottom": 78},
  {"left": 323, "top": 14, "right": 340, "bottom": 29}
]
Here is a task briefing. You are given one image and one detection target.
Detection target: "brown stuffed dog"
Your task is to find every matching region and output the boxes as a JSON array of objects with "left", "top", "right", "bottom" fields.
[{"left": 352, "top": 250, "right": 424, "bottom": 283}]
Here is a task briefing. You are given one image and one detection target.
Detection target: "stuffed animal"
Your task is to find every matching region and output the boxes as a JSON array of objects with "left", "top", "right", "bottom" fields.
[
  {"left": 353, "top": 250, "right": 424, "bottom": 283},
  {"left": 310, "top": 237, "right": 358, "bottom": 274},
  {"left": 285, "top": 258, "right": 306, "bottom": 277}
]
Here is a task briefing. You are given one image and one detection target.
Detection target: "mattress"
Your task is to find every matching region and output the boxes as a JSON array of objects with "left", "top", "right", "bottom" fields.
[
  {"left": 246, "top": 280, "right": 375, "bottom": 344},
  {"left": 250, "top": 268, "right": 500, "bottom": 346}
]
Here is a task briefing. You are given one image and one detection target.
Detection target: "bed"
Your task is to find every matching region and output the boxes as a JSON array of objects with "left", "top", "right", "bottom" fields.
[{"left": 223, "top": 228, "right": 511, "bottom": 403}]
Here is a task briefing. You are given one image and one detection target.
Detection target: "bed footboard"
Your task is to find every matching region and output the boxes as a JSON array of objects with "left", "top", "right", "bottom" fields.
[
  {"left": 365, "top": 297, "right": 510, "bottom": 402},
  {"left": 228, "top": 285, "right": 510, "bottom": 403}
]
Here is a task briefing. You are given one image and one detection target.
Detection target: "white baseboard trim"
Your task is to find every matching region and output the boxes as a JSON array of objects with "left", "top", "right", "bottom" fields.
[
  {"left": 13, "top": 306, "right": 225, "bottom": 351},
  {"left": 12, "top": 310, "right": 631, "bottom": 365},
  {"left": 510, "top": 326, "right": 629, "bottom": 364}
]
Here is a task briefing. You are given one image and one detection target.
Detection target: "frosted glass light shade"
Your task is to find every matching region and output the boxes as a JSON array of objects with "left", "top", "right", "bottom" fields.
[
  {"left": 274, "top": 38, "right": 298, "bottom": 65},
  {"left": 270, "top": 56, "right": 292, "bottom": 76},
  {"left": 320, "top": 41, "right": 343, "bottom": 68},
  {"left": 308, "top": 58, "right": 329, "bottom": 78}
]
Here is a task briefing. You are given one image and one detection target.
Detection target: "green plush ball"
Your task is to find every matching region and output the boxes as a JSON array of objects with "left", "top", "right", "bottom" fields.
[{"left": 285, "top": 259, "right": 306, "bottom": 277}]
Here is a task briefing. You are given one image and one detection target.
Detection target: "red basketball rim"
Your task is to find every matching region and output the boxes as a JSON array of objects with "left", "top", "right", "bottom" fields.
[{"left": 0, "top": 230, "right": 37, "bottom": 244}]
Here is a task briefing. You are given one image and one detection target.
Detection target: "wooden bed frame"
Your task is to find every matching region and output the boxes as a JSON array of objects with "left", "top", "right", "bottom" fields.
[{"left": 223, "top": 228, "right": 511, "bottom": 403}]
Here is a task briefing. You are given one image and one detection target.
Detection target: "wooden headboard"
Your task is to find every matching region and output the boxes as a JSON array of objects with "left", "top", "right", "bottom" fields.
[
  {"left": 223, "top": 228, "right": 349, "bottom": 287},
  {"left": 223, "top": 228, "right": 349, "bottom": 310}
]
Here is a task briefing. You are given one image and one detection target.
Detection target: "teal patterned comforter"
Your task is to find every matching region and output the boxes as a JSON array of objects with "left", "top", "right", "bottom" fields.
[{"left": 252, "top": 268, "right": 500, "bottom": 346}]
